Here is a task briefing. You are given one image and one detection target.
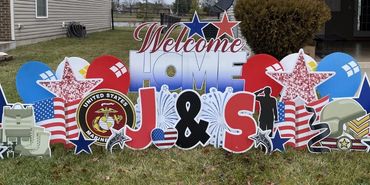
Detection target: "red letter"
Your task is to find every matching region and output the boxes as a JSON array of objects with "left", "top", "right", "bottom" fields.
[
  {"left": 229, "top": 39, "right": 244, "bottom": 52},
  {"left": 174, "top": 28, "right": 188, "bottom": 52},
  {"left": 126, "top": 88, "right": 156, "bottom": 149},
  {"left": 163, "top": 38, "right": 175, "bottom": 52},
  {"left": 223, "top": 92, "right": 257, "bottom": 153}
]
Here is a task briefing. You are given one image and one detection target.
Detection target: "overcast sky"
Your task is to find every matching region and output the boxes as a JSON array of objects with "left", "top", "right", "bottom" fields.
[{"left": 164, "top": 0, "right": 175, "bottom": 4}]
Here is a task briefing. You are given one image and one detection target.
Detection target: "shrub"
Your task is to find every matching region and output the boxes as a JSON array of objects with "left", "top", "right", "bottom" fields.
[{"left": 235, "top": 0, "right": 331, "bottom": 59}]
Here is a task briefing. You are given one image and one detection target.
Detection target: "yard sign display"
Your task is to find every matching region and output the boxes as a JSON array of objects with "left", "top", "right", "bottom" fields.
[{"left": 1, "top": 12, "right": 370, "bottom": 158}]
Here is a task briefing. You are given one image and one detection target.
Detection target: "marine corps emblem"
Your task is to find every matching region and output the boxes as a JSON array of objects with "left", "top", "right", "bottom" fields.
[{"left": 77, "top": 89, "right": 135, "bottom": 145}]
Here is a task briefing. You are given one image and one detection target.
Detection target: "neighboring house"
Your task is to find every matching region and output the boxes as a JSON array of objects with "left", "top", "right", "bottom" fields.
[{"left": 0, "top": 0, "right": 112, "bottom": 50}]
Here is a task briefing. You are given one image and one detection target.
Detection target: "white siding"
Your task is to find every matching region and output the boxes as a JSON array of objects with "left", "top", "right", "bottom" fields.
[{"left": 14, "top": 0, "right": 111, "bottom": 41}]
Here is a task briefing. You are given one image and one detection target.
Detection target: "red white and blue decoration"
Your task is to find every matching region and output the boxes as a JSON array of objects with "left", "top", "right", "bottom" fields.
[
  {"left": 86, "top": 55, "right": 130, "bottom": 94},
  {"left": 16, "top": 61, "right": 56, "bottom": 103},
  {"left": 151, "top": 128, "right": 178, "bottom": 149},
  {"left": 183, "top": 12, "right": 208, "bottom": 38},
  {"left": 361, "top": 138, "right": 370, "bottom": 152},
  {"left": 250, "top": 128, "right": 272, "bottom": 154},
  {"left": 354, "top": 74, "right": 370, "bottom": 113},
  {"left": 280, "top": 52, "right": 317, "bottom": 72},
  {"left": 33, "top": 97, "right": 67, "bottom": 145},
  {"left": 241, "top": 54, "right": 283, "bottom": 104},
  {"left": 56, "top": 57, "right": 90, "bottom": 80},
  {"left": 267, "top": 50, "right": 334, "bottom": 104},
  {"left": 212, "top": 12, "right": 239, "bottom": 38},
  {"left": 317, "top": 52, "right": 362, "bottom": 100},
  {"left": 271, "top": 129, "right": 290, "bottom": 153},
  {"left": 69, "top": 133, "right": 96, "bottom": 155},
  {"left": 0, "top": 85, "right": 8, "bottom": 124},
  {"left": 6, "top": 12, "right": 370, "bottom": 159},
  {"left": 135, "top": 85, "right": 178, "bottom": 130},
  {"left": 38, "top": 60, "right": 102, "bottom": 103},
  {"left": 200, "top": 87, "right": 234, "bottom": 148}
]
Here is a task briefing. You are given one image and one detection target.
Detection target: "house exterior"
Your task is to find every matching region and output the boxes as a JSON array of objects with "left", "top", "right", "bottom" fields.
[
  {"left": 209, "top": 0, "right": 370, "bottom": 41},
  {"left": 324, "top": 0, "right": 370, "bottom": 40},
  {"left": 0, "top": 0, "right": 112, "bottom": 49}
]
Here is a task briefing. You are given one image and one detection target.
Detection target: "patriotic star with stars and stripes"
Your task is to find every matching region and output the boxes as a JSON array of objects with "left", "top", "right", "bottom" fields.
[
  {"left": 37, "top": 60, "right": 102, "bottom": 103},
  {"left": 267, "top": 49, "right": 334, "bottom": 103}
]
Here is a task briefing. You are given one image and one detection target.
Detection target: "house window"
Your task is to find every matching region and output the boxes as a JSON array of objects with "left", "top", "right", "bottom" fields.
[{"left": 36, "top": 0, "right": 48, "bottom": 18}]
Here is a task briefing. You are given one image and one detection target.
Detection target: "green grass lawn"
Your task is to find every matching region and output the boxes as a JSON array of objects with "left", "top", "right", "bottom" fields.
[{"left": 1, "top": 28, "right": 370, "bottom": 185}]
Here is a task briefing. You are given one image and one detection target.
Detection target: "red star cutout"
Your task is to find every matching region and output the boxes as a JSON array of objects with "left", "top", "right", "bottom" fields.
[
  {"left": 212, "top": 12, "right": 239, "bottom": 38},
  {"left": 37, "top": 60, "right": 102, "bottom": 103},
  {"left": 267, "top": 50, "right": 334, "bottom": 103}
]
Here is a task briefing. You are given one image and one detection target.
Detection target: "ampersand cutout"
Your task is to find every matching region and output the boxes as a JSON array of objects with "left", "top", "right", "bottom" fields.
[{"left": 175, "top": 90, "right": 210, "bottom": 149}]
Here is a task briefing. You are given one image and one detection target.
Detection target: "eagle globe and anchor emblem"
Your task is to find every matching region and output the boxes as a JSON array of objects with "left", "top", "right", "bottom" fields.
[
  {"left": 77, "top": 89, "right": 136, "bottom": 145},
  {"left": 93, "top": 104, "right": 123, "bottom": 133}
]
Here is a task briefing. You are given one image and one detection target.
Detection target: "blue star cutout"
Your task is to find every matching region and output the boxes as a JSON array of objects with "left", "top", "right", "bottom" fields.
[
  {"left": 354, "top": 73, "right": 370, "bottom": 113},
  {"left": 69, "top": 133, "right": 96, "bottom": 155},
  {"left": 271, "top": 129, "right": 290, "bottom": 152},
  {"left": 183, "top": 11, "right": 208, "bottom": 38}
]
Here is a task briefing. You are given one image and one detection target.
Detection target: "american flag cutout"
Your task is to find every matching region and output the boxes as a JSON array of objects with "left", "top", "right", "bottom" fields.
[
  {"left": 33, "top": 97, "right": 66, "bottom": 144},
  {"left": 274, "top": 96, "right": 329, "bottom": 148},
  {"left": 64, "top": 99, "right": 81, "bottom": 145},
  {"left": 274, "top": 101, "right": 296, "bottom": 147},
  {"left": 151, "top": 128, "right": 178, "bottom": 149},
  {"left": 33, "top": 98, "right": 81, "bottom": 147},
  {"left": 294, "top": 97, "right": 328, "bottom": 148}
]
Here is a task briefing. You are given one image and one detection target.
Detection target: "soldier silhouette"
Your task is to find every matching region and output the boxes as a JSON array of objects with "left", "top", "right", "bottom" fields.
[{"left": 255, "top": 87, "right": 278, "bottom": 136}]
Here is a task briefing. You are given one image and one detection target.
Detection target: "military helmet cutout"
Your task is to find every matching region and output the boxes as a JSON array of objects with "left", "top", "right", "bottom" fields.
[{"left": 320, "top": 99, "right": 366, "bottom": 138}]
